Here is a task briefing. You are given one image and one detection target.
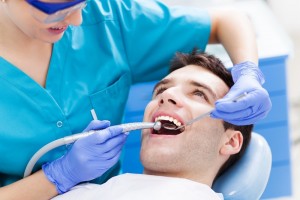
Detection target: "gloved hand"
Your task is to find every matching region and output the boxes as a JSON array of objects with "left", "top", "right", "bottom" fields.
[
  {"left": 42, "top": 120, "right": 127, "bottom": 194},
  {"left": 211, "top": 61, "right": 272, "bottom": 125}
]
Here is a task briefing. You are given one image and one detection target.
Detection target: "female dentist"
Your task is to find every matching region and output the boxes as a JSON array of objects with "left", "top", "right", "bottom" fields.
[{"left": 0, "top": 0, "right": 271, "bottom": 199}]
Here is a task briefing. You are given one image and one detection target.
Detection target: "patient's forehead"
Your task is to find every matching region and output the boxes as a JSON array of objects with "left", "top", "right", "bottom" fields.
[{"left": 165, "top": 65, "right": 229, "bottom": 99}]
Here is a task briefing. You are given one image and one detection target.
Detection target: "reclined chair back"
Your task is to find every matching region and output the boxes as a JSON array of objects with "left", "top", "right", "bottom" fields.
[{"left": 213, "top": 132, "right": 272, "bottom": 200}]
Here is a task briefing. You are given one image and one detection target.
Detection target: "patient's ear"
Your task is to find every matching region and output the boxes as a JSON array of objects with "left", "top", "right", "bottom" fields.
[{"left": 220, "top": 130, "right": 243, "bottom": 156}]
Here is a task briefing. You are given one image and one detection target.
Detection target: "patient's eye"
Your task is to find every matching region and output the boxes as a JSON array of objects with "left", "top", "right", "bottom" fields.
[
  {"left": 153, "top": 86, "right": 167, "bottom": 97},
  {"left": 193, "top": 89, "right": 208, "bottom": 102}
]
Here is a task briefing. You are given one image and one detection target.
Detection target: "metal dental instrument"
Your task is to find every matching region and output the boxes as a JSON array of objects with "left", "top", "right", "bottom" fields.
[
  {"left": 24, "top": 122, "right": 161, "bottom": 177},
  {"left": 161, "top": 92, "right": 248, "bottom": 131},
  {"left": 24, "top": 93, "right": 247, "bottom": 177}
]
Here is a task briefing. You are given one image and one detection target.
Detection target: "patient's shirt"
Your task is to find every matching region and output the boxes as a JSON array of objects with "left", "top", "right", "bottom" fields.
[{"left": 52, "top": 173, "right": 223, "bottom": 200}]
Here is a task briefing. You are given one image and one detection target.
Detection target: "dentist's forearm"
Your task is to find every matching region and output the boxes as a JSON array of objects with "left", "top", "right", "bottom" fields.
[
  {"left": 0, "top": 170, "right": 57, "bottom": 200},
  {"left": 208, "top": 8, "right": 258, "bottom": 65}
]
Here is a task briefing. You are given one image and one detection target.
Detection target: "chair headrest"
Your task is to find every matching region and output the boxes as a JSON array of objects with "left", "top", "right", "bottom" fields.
[{"left": 213, "top": 132, "right": 272, "bottom": 200}]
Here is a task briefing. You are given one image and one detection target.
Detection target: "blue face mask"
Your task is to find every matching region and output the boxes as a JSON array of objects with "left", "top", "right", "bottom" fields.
[{"left": 26, "top": 0, "right": 87, "bottom": 23}]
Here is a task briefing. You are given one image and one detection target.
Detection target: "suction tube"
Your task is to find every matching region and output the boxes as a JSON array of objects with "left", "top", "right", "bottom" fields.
[{"left": 23, "top": 122, "right": 161, "bottom": 178}]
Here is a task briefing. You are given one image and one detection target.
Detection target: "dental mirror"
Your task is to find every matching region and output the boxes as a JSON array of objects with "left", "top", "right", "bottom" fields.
[
  {"left": 162, "top": 109, "right": 212, "bottom": 132},
  {"left": 159, "top": 92, "right": 248, "bottom": 132}
]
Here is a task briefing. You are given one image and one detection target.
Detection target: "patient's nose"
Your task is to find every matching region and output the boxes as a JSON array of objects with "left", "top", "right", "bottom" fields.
[
  {"left": 158, "top": 88, "right": 183, "bottom": 107},
  {"left": 160, "top": 98, "right": 176, "bottom": 105}
]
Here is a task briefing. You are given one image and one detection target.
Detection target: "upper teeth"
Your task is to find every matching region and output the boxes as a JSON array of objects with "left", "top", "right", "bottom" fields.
[
  {"left": 155, "top": 116, "right": 182, "bottom": 127},
  {"left": 52, "top": 27, "right": 63, "bottom": 30}
]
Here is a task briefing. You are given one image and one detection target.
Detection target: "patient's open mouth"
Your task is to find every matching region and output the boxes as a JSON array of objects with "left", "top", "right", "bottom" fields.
[{"left": 153, "top": 116, "right": 183, "bottom": 135}]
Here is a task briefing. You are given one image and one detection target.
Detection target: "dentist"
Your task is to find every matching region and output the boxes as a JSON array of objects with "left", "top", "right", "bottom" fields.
[{"left": 0, "top": 0, "right": 271, "bottom": 199}]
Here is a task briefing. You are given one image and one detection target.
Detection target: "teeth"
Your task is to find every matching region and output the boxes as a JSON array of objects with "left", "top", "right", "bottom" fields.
[
  {"left": 155, "top": 115, "right": 182, "bottom": 127},
  {"left": 51, "top": 27, "right": 63, "bottom": 30}
]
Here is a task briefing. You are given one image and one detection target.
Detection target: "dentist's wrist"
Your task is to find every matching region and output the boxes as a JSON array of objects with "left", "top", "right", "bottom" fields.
[
  {"left": 42, "top": 159, "right": 75, "bottom": 194},
  {"left": 231, "top": 61, "right": 265, "bottom": 85}
]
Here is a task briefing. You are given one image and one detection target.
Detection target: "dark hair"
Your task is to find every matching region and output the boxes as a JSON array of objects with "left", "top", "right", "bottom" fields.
[{"left": 169, "top": 48, "right": 253, "bottom": 183}]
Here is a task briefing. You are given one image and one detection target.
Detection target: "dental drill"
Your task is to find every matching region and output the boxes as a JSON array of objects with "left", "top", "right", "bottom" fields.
[
  {"left": 23, "top": 122, "right": 162, "bottom": 178},
  {"left": 24, "top": 93, "right": 247, "bottom": 177}
]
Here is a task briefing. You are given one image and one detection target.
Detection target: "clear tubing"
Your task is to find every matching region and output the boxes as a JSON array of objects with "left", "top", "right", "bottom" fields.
[{"left": 23, "top": 122, "right": 159, "bottom": 177}]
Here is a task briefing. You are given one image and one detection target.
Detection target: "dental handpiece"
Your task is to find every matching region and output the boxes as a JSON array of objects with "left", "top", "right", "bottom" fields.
[
  {"left": 63, "top": 122, "right": 162, "bottom": 144},
  {"left": 24, "top": 122, "right": 161, "bottom": 177}
]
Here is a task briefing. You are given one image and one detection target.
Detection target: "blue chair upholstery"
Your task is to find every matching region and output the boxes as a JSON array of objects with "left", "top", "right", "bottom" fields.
[{"left": 213, "top": 132, "right": 272, "bottom": 200}]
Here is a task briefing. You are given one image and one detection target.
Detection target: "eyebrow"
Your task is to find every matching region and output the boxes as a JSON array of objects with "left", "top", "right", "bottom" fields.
[
  {"left": 153, "top": 78, "right": 217, "bottom": 100},
  {"left": 152, "top": 79, "right": 171, "bottom": 94}
]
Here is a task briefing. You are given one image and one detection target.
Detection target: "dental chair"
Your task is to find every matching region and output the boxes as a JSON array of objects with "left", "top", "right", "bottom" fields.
[{"left": 213, "top": 132, "right": 272, "bottom": 200}]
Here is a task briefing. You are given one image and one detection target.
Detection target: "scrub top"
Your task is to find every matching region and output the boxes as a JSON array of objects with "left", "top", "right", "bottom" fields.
[{"left": 0, "top": 0, "right": 210, "bottom": 186}]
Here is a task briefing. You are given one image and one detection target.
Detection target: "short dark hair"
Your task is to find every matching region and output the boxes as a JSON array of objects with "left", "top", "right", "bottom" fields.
[{"left": 169, "top": 48, "right": 253, "bottom": 183}]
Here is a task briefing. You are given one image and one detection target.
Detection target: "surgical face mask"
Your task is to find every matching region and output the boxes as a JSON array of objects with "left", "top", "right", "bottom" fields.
[{"left": 26, "top": 0, "right": 87, "bottom": 24}]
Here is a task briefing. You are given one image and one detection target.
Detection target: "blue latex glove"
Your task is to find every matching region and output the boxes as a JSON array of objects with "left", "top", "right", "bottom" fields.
[
  {"left": 211, "top": 61, "right": 272, "bottom": 125},
  {"left": 42, "top": 120, "right": 127, "bottom": 194}
]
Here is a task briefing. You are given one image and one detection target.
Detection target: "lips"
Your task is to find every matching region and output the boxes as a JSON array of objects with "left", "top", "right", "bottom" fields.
[{"left": 48, "top": 25, "right": 68, "bottom": 34}]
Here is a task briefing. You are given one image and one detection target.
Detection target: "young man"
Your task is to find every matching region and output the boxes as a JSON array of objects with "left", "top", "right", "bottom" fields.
[{"left": 52, "top": 50, "right": 253, "bottom": 200}]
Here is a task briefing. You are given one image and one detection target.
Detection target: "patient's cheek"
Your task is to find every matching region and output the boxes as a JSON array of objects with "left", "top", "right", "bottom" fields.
[{"left": 143, "top": 103, "right": 155, "bottom": 121}]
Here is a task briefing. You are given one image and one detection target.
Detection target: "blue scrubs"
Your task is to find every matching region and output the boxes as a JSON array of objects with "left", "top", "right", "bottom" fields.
[{"left": 0, "top": 0, "right": 210, "bottom": 186}]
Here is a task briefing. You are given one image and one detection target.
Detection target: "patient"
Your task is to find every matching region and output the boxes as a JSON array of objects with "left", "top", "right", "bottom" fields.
[{"left": 53, "top": 49, "right": 253, "bottom": 200}]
